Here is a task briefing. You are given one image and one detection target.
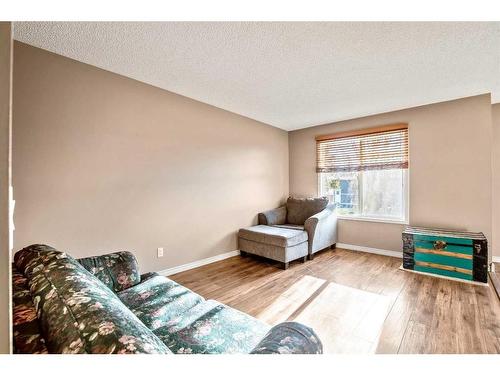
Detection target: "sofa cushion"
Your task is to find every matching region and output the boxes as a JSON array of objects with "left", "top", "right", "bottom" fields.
[
  {"left": 78, "top": 251, "right": 141, "bottom": 292},
  {"left": 14, "top": 244, "right": 171, "bottom": 354},
  {"left": 118, "top": 275, "right": 205, "bottom": 331},
  {"left": 238, "top": 225, "right": 308, "bottom": 247},
  {"left": 153, "top": 300, "right": 270, "bottom": 354},
  {"left": 286, "top": 197, "right": 329, "bottom": 225}
]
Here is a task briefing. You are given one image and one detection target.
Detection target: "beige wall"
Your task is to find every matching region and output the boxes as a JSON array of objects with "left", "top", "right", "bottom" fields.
[
  {"left": 12, "top": 42, "right": 289, "bottom": 272},
  {"left": 11, "top": 40, "right": 499, "bottom": 272},
  {"left": 492, "top": 103, "right": 500, "bottom": 260},
  {"left": 0, "top": 22, "right": 13, "bottom": 354},
  {"left": 290, "top": 95, "right": 494, "bottom": 256}
]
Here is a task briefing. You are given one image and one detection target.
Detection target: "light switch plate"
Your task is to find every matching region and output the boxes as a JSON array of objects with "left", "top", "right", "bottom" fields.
[{"left": 157, "top": 247, "right": 164, "bottom": 257}]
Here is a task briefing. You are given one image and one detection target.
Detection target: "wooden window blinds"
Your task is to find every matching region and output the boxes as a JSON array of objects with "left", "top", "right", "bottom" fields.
[{"left": 316, "top": 124, "right": 409, "bottom": 173}]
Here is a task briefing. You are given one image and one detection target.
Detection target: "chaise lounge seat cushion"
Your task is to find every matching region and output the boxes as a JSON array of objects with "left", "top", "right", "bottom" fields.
[
  {"left": 272, "top": 224, "right": 304, "bottom": 231},
  {"left": 238, "top": 225, "right": 308, "bottom": 248}
]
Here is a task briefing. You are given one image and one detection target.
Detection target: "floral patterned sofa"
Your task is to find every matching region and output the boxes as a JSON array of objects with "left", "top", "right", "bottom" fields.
[{"left": 12, "top": 244, "right": 322, "bottom": 354}]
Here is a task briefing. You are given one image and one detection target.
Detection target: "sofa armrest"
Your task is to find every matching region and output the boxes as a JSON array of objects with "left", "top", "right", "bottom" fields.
[
  {"left": 304, "top": 203, "right": 337, "bottom": 254},
  {"left": 258, "top": 206, "right": 287, "bottom": 225},
  {"left": 250, "top": 322, "right": 323, "bottom": 354},
  {"left": 12, "top": 265, "right": 49, "bottom": 354}
]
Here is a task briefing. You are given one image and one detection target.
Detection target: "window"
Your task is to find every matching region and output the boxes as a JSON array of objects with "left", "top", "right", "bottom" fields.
[{"left": 317, "top": 124, "right": 409, "bottom": 222}]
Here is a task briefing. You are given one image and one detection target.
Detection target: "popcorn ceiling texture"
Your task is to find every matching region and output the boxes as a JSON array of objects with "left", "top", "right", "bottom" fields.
[{"left": 13, "top": 22, "right": 500, "bottom": 130}]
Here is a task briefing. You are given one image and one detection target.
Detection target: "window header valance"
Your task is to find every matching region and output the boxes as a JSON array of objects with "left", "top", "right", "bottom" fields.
[{"left": 316, "top": 124, "right": 409, "bottom": 173}]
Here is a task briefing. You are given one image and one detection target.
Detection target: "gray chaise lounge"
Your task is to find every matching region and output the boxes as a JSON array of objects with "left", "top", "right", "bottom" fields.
[{"left": 238, "top": 197, "right": 338, "bottom": 269}]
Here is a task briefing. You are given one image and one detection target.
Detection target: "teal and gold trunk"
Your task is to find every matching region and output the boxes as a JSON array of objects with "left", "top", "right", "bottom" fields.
[{"left": 402, "top": 227, "right": 488, "bottom": 283}]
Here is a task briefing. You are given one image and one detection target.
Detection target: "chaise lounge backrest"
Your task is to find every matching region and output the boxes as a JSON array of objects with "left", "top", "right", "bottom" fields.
[
  {"left": 258, "top": 197, "right": 329, "bottom": 226},
  {"left": 286, "top": 197, "right": 329, "bottom": 225},
  {"left": 14, "top": 244, "right": 171, "bottom": 354}
]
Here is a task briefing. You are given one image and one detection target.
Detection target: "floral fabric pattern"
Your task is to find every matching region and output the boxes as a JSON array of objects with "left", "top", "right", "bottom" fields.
[
  {"left": 153, "top": 300, "right": 271, "bottom": 354},
  {"left": 12, "top": 244, "right": 323, "bottom": 354},
  {"left": 14, "top": 244, "right": 171, "bottom": 354},
  {"left": 250, "top": 321, "right": 323, "bottom": 354},
  {"left": 140, "top": 272, "right": 160, "bottom": 282},
  {"left": 118, "top": 275, "right": 205, "bottom": 331},
  {"left": 118, "top": 275, "right": 279, "bottom": 354},
  {"left": 12, "top": 268, "right": 48, "bottom": 354},
  {"left": 78, "top": 251, "right": 141, "bottom": 292}
]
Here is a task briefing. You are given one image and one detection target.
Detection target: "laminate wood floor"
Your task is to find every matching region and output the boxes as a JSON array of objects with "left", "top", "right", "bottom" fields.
[{"left": 170, "top": 248, "right": 500, "bottom": 354}]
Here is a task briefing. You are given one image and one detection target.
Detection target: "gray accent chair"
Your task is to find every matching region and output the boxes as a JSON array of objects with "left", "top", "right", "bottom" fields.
[{"left": 238, "top": 197, "right": 338, "bottom": 269}]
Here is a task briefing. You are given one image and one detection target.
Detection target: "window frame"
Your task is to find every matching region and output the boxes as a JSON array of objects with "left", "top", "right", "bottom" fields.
[{"left": 316, "top": 123, "right": 410, "bottom": 225}]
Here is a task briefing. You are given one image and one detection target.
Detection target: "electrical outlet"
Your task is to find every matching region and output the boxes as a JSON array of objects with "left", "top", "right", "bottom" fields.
[{"left": 157, "top": 247, "right": 164, "bottom": 258}]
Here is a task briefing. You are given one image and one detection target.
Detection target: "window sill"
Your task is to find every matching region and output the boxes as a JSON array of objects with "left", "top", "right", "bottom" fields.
[{"left": 336, "top": 215, "right": 409, "bottom": 225}]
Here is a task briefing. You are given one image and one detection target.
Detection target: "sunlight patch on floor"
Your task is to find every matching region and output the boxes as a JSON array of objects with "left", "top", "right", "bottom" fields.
[
  {"left": 293, "top": 282, "right": 392, "bottom": 354},
  {"left": 256, "top": 275, "right": 326, "bottom": 325}
]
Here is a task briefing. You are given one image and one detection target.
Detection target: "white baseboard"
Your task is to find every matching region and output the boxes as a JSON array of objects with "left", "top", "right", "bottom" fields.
[
  {"left": 336, "top": 242, "right": 402, "bottom": 258},
  {"left": 158, "top": 243, "right": 402, "bottom": 276},
  {"left": 158, "top": 250, "right": 240, "bottom": 276}
]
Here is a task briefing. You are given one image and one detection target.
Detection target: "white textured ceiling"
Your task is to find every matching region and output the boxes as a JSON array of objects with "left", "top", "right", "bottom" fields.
[{"left": 13, "top": 22, "right": 500, "bottom": 130}]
